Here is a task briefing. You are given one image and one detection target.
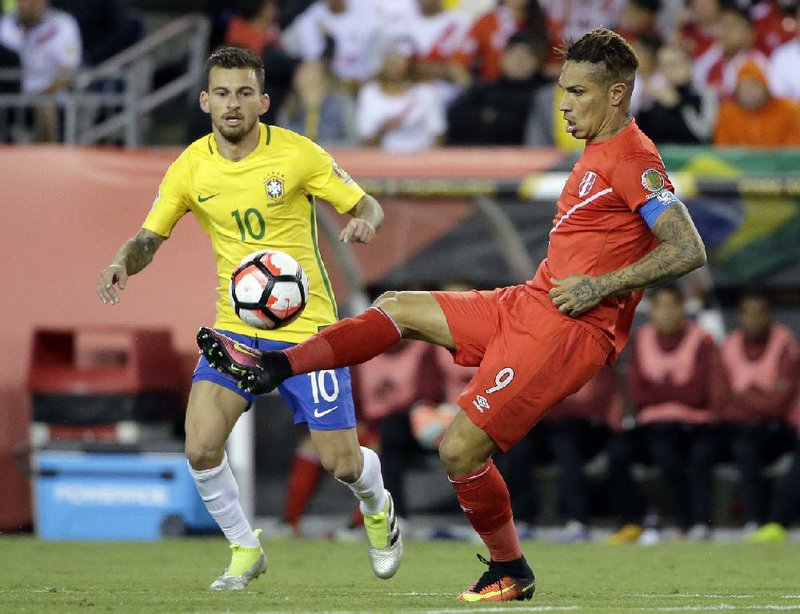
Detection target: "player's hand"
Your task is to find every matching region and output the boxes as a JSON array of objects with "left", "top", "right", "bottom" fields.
[
  {"left": 97, "top": 264, "right": 128, "bottom": 305},
  {"left": 549, "top": 274, "right": 604, "bottom": 317},
  {"left": 340, "top": 218, "right": 376, "bottom": 244}
]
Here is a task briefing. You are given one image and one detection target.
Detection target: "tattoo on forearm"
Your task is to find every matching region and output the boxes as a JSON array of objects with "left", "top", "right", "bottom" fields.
[
  {"left": 116, "top": 233, "right": 162, "bottom": 275},
  {"left": 597, "top": 204, "right": 705, "bottom": 298}
]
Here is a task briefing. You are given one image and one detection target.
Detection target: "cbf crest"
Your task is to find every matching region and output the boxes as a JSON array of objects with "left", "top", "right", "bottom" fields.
[{"left": 264, "top": 174, "right": 285, "bottom": 201}]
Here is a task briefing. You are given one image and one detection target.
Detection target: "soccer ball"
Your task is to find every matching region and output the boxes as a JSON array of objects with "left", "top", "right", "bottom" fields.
[{"left": 229, "top": 250, "right": 309, "bottom": 330}]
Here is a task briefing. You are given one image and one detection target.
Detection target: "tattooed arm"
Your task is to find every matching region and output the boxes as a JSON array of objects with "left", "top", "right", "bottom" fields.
[
  {"left": 97, "top": 228, "right": 166, "bottom": 304},
  {"left": 340, "top": 194, "right": 384, "bottom": 244},
  {"left": 549, "top": 203, "right": 706, "bottom": 317}
]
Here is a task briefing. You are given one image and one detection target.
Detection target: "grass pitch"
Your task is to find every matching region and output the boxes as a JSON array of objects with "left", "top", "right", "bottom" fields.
[{"left": 0, "top": 535, "right": 798, "bottom": 613}]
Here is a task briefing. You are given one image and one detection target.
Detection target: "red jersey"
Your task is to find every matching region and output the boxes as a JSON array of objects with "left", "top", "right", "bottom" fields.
[{"left": 529, "top": 119, "right": 670, "bottom": 360}]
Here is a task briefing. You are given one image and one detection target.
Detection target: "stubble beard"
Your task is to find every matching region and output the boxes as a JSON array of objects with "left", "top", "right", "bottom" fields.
[{"left": 214, "top": 115, "right": 258, "bottom": 145}]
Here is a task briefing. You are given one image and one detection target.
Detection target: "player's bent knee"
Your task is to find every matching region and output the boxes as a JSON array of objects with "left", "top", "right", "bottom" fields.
[
  {"left": 320, "top": 455, "right": 361, "bottom": 483},
  {"left": 185, "top": 439, "right": 225, "bottom": 471},
  {"left": 372, "top": 291, "right": 426, "bottom": 337},
  {"left": 438, "top": 437, "right": 471, "bottom": 478}
]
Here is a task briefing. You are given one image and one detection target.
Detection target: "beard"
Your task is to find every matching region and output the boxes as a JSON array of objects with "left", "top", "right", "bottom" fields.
[{"left": 214, "top": 114, "right": 258, "bottom": 144}]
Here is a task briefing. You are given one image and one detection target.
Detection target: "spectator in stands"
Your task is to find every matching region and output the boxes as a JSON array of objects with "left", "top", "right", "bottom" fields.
[
  {"left": 539, "top": 366, "right": 623, "bottom": 542},
  {"left": 677, "top": 0, "right": 722, "bottom": 59},
  {"left": 283, "top": 0, "right": 384, "bottom": 89},
  {"left": 713, "top": 58, "right": 800, "bottom": 146},
  {"left": 224, "top": 0, "right": 281, "bottom": 56},
  {"left": 446, "top": 32, "right": 549, "bottom": 145},
  {"left": 719, "top": 290, "right": 800, "bottom": 537},
  {"left": 225, "top": 0, "right": 297, "bottom": 123},
  {"left": 607, "top": 285, "right": 726, "bottom": 543},
  {"left": 453, "top": 0, "right": 555, "bottom": 86},
  {"left": 355, "top": 37, "right": 446, "bottom": 152},
  {"left": 693, "top": 4, "right": 768, "bottom": 98},
  {"left": 637, "top": 43, "right": 717, "bottom": 144},
  {"left": 616, "top": 0, "right": 662, "bottom": 45},
  {"left": 750, "top": 0, "right": 796, "bottom": 57},
  {"left": 0, "top": 0, "right": 82, "bottom": 141},
  {"left": 525, "top": 72, "right": 585, "bottom": 152},
  {"left": 767, "top": 2, "right": 800, "bottom": 102},
  {"left": 51, "top": 0, "right": 141, "bottom": 66},
  {"left": 277, "top": 59, "right": 356, "bottom": 147},
  {"left": 543, "top": 0, "right": 625, "bottom": 41},
  {"left": 629, "top": 34, "right": 663, "bottom": 116},
  {"left": 390, "top": 0, "right": 473, "bottom": 105}
]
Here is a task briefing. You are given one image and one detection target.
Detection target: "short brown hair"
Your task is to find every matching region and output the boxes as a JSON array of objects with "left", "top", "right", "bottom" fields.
[
  {"left": 205, "top": 46, "right": 266, "bottom": 93},
  {"left": 559, "top": 28, "right": 638, "bottom": 90}
]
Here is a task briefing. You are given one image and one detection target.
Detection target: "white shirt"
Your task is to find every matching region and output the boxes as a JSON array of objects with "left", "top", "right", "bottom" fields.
[
  {"left": 0, "top": 9, "right": 81, "bottom": 94},
  {"left": 693, "top": 46, "right": 769, "bottom": 98},
  {"left": 284, "top": 0, "right": 383, "bottom": 83},
  {"left": 407, "top": 11, "right": 471, "bottom": 61},
  {"left": 768, "top": 38, "right": 800, "bottom": 102},
  {"left": 356, "top": 82, "right": 446, "bottom": 153}
]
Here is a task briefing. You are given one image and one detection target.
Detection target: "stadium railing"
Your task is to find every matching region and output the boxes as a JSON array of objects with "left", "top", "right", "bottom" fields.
[{"left": 0, "top": 13, "right": 209, "bottom": 146}]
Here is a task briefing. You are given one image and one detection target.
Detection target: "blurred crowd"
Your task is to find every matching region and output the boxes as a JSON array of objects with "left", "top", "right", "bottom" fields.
[
  {"left": 1, "top": 0, "right": 800, "bottom": 145},
  {"left": 278, "top": 283, "right": 800, "bottom": 544}
]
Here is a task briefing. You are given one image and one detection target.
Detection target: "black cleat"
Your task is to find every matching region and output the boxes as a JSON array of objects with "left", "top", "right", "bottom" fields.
[{"left": 196, "top": 327, "right": 291, "bottom": 394}]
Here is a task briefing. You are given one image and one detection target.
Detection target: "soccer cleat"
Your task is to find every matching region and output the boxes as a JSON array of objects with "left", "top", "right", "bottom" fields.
[
  {"left": 196, "top": 327, "right": 290, "bottom": 394},
  {"left": 457, "top": 553, "right": 536, "bottom": 602},
  {"left": 209, "top": 529, "right": 267, "bottom": 591},
  {"left": 362, "top": 490, "right": 403, "bottom": 579},
  {"left": 606, "top": 523, "right": 643, "bottom": 545},
  {"left": 197, "top": 326, "right": 263, "bottom": 377},
  {"left": 747, "top": 522, "right": 788, "bottom": 544}
]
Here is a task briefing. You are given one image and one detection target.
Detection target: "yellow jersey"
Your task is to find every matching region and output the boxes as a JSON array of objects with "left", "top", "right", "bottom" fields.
[{"left": 142, "top": 123, "right": 365, "bottom": 342}]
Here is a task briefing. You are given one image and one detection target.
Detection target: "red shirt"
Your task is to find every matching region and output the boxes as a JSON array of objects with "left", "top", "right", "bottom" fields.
[{"left": 528, "top": 119, "right": 668, "bottom": 360}]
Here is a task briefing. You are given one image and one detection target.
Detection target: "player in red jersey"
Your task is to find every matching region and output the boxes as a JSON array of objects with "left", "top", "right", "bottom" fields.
[{"left": 199, "top": 28, "right": 706, "bottom": 602}]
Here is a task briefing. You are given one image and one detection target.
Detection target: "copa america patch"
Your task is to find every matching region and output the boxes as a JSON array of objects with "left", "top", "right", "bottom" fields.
[
  {"left": 332, "top": 162, "right": 353, "bottom": 185},
  {"left": 641, "top": 168, "right": 666, "bottom": 192}
]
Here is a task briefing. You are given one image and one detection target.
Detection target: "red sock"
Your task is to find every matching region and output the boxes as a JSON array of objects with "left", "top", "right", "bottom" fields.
[
  {"left": 450, "top": 460, "right": 522, "bottom": 562},
  {"left": 283, "top": 451, "right": 323, "bottom": 527},
  {"left": 284, "top": 307, "right": 401, "bottom": 374}
]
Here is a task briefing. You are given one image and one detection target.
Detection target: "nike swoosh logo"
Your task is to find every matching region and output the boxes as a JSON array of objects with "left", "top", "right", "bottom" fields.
[
  {"left": 198, "top": 193, "right": 220, "bottom": 203},
  {"left": 313, "top": 406, "right": 338, "bottom": 418}
]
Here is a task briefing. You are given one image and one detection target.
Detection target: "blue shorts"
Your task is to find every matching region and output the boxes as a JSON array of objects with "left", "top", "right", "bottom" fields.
[{"left": 192, "top": 329, "right": 356, "bottom": 431}]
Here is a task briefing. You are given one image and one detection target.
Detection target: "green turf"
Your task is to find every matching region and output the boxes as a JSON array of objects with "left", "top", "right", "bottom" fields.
[{"left": 0, "top": 536, "right": 798, "bottom": 612}]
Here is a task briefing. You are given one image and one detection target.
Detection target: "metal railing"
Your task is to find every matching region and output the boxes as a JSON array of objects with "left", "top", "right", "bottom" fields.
[{"left": 0, "top": 13, "right": 209, "bottom": 147}]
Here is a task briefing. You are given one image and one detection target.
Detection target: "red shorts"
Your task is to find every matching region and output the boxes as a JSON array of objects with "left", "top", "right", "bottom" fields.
[{"left": 432, "top": 285, "right": 610, "bottom": 452}]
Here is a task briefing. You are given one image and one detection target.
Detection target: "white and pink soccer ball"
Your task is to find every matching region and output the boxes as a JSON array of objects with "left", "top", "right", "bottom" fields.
[{"left": 229, "top": 250, "right": 309, "bottom": 330}]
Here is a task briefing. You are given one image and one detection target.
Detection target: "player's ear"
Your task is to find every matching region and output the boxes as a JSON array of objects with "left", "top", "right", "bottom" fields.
[
  {"left": 609, "top": 81, "right": 627, "bottom": 107},
  {"left": 260, "top": 93, "right": 270, "bottom": 116},
  {"left": 199, "top": 91, "right": 210, "bottom": 114}
]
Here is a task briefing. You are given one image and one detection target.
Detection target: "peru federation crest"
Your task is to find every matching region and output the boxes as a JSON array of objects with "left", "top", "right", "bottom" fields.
[
  {"left": 265, "top": 176, "right": 284, "bottom": 200},
  {"left": 578, "top": 171, "right": 597, "bottom": 197}
]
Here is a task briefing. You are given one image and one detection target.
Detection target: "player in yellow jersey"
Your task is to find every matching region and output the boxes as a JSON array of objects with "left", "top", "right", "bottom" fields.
[{"left": 96, "top": 47, "right": 402, "bottom": 590}]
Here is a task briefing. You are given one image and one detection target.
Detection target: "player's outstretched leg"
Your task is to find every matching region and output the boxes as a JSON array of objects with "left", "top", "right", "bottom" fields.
[
  {"left": 457, "top": 553, "right": 535, "bottom": 602},
  {"left": 197, "top": 327, "right": 292, "bottom": 393},
  {"left": 209, "top": 528, "right": 268, "bottom": 591}
]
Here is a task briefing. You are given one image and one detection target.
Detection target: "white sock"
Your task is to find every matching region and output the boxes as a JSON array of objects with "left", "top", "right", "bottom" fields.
[
  {"left": 189, "top": 452, "right": 259, "bottom": 548},
  {"left": 338, "top": 446, "right": 387, "bottom": 515}
]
